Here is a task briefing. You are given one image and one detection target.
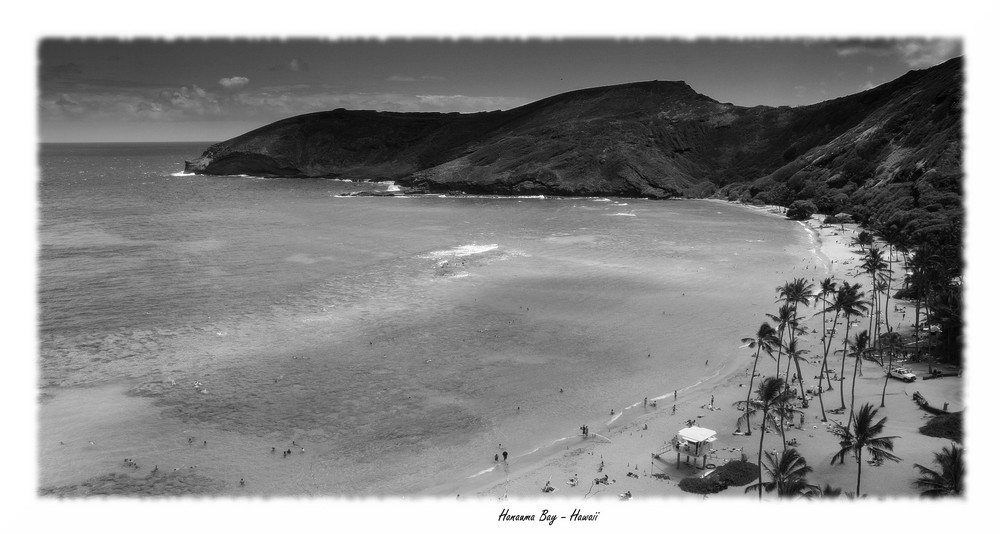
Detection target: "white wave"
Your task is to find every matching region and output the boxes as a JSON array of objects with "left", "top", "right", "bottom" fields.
[
  {"left": 425, "top": 244, "right": 499, "bottom": 259},
  {"left": 467, "top": 465, "right": 498, "bottom": 478},
  {"left": 592, "top": 198, "right": 611, "bottom": 202},
  {"left": 605, "top": 213, "right": 636, "bottom": 217},
  {"left": 386, "top": 184, "right": 401, "bottom": 192},
  {"left": 170, "top": 171, "right": 195, "bottom": 177}
]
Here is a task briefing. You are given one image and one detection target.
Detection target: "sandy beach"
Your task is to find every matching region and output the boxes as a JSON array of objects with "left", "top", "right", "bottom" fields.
[{"left": 457, "top": 201, "right": 962, "bottom": 500}]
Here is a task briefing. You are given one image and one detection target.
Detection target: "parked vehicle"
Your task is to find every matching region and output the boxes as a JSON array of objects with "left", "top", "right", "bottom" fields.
[{"left": 890, "top": 367, "right": 918, "bottom": 382}]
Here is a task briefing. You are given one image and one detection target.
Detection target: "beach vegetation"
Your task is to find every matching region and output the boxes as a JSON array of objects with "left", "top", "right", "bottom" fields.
[
  {"left": 733, "top": 377, "right": 799, "bottom": 500},
  {"left": 812, "top": 277, "right": 838, "bottom": 421},
  {"left": 778, "top": 278, "right": 814, "bottom": 405},
  {"left": 677, "top": 476, "right": 728, "bottom": 495},
  {"left": 918, "top": 412, "right": 963, "bottom": 442},
  {"left": 712, "top": 460, "right": 758, "bottom": 487},
  {"left": 830, "top": 403, "right": 901, "bottom": 496},
  {"left": 739, "top": 322, "right": 778, "bottom": 435},
  {"left": 831, "top": 283, "right": 868, "bottom": 410},
  {"left": 744, "top": 448, "right": 820, "bottom": 498},
  {"left": 786, "top": 200, "right": 817, "bottom": 221},
  {"left": 845, "top": 330, "right": 871, "bottom": 427},
  {"left": 912, "top": 444, "right": 964, "bottom": 497}
]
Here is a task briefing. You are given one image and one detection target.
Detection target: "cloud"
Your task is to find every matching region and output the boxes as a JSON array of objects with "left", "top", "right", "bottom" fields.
[
  {"left": 833, "top": 38, "right": 961, "bottom": 68},
  {"left": 895, "top": 39, "right": 962, "bottom": 68},
  {"left": 387, "top": 74, "right": 447, "bottom": 83},
  {"left": 218, "top": 76, "right": 250, "bottom": 89},
  {"left": 40, "top": 83, "right": 225, "bottom": 122},
  {"left": 40, "top": 80, "right": 531, "bottom": 126}
]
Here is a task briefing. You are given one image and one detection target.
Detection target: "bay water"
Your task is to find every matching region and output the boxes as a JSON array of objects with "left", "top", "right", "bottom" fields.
[{"left": 38, "top": 143, "right": 816, "bottom": 496}]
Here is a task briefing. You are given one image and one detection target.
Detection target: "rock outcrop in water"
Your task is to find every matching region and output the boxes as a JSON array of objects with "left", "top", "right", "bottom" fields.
[{"left": 186, "top": 58, "right": 961, "bottom": 206}]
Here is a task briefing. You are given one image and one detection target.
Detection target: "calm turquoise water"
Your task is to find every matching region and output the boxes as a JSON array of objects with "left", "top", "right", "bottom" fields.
[{"left": 38, "top": 143, "right": 816, "bottom": 495}]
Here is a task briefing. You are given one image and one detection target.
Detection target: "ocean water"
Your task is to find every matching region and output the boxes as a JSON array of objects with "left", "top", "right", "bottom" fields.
[{"left": 38, "top": 143, "right": 818, "bottom": 496}]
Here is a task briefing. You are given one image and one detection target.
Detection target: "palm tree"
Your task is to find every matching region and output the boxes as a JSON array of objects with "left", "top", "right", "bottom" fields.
[
  {"left": 835, "top": 283, "right": 869, "bottom": 410},
  {"left": 739, "top": 322, "right": 777, "bottom": 435},
  {"left": 745, "top": 447, "right": 820, "bottom": 498},
  {"left": 734, "top": 377, "right": 799, "bottom": 500},
  {"left": 767, "top": 303, "right": 801, "bottom": 379},
  {"left": 851, "top": 230, "right": 874, "bottom": 253},
  {"left": 831, "top": 403, "right": 901, "bottom": 496},
  {"left": 872, "top": 278, "right": 890, "bottom": 365},
  {"left": 813, "top": 277, "right": 837, "bottom": 421},
  {"left": 913, "top": 444, "right": 964, "bottom": 497},
  {"left": 879, "top": 330, "right": 904, "bottom": 407},
  {"left": 778, "top": 278, "right": 814, "bottom": 406},
  {"left": 783, "top": 337, "right": 810, "bottom": 406},
  {"left": 845, "top": 330, "right": 870, "bottom": 429},
  {"left": 859, "top": 248, "right": 887, "bottom": 346}
]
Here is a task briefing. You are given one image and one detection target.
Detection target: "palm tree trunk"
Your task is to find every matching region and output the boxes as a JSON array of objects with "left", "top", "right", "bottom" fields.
[
  {"left": 757, "top": 414, "right": 767, "bottom": 500},
  {"left": 868, "top": 284, "right": 875, "bottom": 345},
  {"left": 743, "top": 346, "right": 762, "bottom": 435},
  {"left": 816, "top": 356, "right": 828, "bottom": 422},
  {"left": 839, "top": 322, "right": 853, "bottom": 410},
  {"left": 856, "top": 449, "right": 863, "bottom": 496},
  {"left": 848, "top": 350, "right": 862, "bottom": 429},
  {"left": 774, "top": 331, "right": 785, "bottom": 379},
  {"left": 816, "top": 309, "right": 841, "bottom": 423},
  {"left": 793, "top": 356, "right": 808, "bottom": 410},
  {"left": 880, "top": 345, "right": 893, "bottom": 407},
  {"left": 823, "top": 309, "right": 841, "bottom": 392}
]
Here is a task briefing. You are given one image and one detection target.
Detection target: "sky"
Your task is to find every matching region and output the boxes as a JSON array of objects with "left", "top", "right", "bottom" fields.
[{"left": 38, "top": 38, "right": 963, "bottom": 142}]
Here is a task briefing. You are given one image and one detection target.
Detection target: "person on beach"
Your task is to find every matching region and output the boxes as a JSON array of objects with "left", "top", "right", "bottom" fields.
[
  {"left": 710, "top": 395, "right": 714, "bottom": 407},
  {"left": 502, "top": 451, "right": 508, "bottom": 461},
  {"left": 495, "top": 453, "right": 499, "bottom": 462},
  {"left": 672, "top": 405, "right": 676, "bottom": 414},
  {"left": 674, "top": 390, "right": 677, "bottom": 400},
  {"left": 644, "top": 397, "right": 647, "bottom": 407}
]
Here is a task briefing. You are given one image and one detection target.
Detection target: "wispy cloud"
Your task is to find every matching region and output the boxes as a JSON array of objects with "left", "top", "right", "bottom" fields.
[
  {"left": 833, "top": 38, "right": 961, "bottom": 69},
  {"left": 218, "top": 76, "right": 250, "bottom": 89},
  {"left": 39, "top": 82, "right": 531, "bottom": 124},
  {"left": 387, "top": 74, "right": 447, "bottom": 83}
]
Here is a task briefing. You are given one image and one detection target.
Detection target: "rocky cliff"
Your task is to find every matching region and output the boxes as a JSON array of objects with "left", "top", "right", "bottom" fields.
[{"left": 186, "top": 58, "right": 962, "bottom": 212}]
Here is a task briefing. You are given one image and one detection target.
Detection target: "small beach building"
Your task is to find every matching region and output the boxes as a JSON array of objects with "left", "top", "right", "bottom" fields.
[{"left": 674, "top": 426, "right": 717, "bottom": 468}]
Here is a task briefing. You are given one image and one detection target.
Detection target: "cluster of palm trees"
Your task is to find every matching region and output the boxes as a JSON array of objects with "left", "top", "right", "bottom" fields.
[{"left": 733, "top": 270, "right": 963, "bottom": 499}]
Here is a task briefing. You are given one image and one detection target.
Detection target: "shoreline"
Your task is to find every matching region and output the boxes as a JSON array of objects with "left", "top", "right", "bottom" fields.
[{"left": 451, "top": 199, "right": 961, "bottom": 500}]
